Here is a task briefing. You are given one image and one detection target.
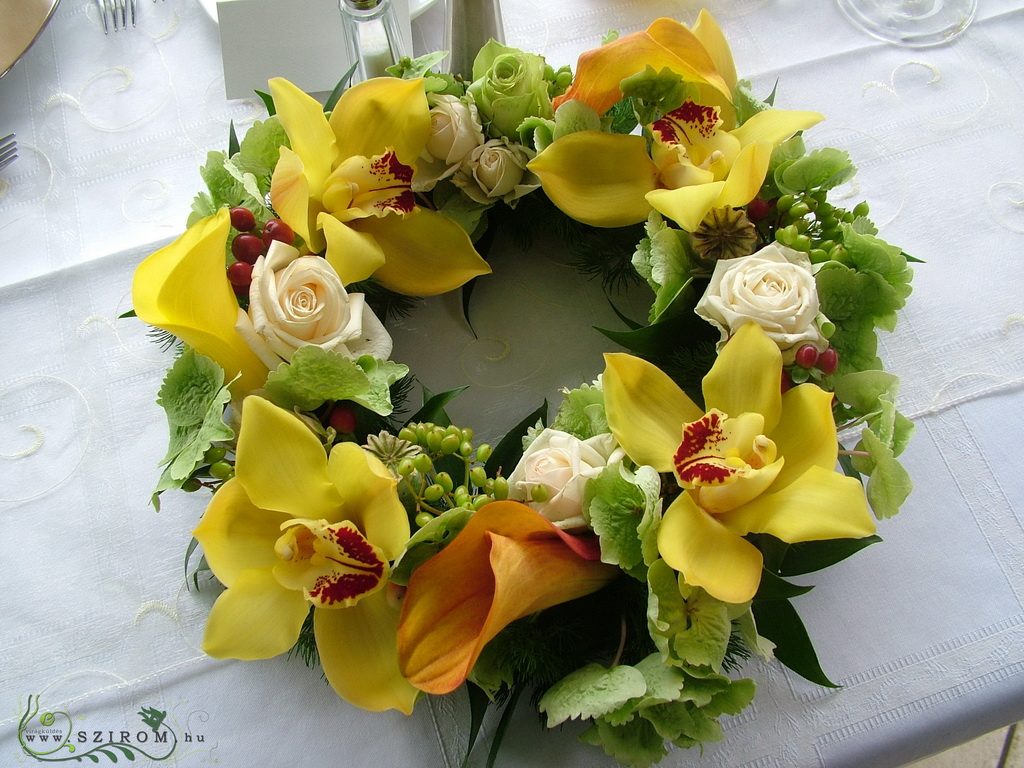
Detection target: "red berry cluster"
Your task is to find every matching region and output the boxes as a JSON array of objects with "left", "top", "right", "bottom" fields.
[
  {"left": 225, "top": 207, "right": 295, "bottom": 297},
  {"left": 782, "top": 344, "right": 839, "bottom": 393}
]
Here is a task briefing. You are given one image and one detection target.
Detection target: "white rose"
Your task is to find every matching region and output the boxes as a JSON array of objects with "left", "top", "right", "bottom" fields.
[
  {"left": 453, "top": 137, "right": 540, "bottom": 206},
  {"left": 414, "top": 95, "right": 485, "bottom": 192},
  {"left": 235, "top": 240, "right": 392, "bottom": 369},
  {"left": 695, "top": 243, "right": 828, "bottom": 362},
  {"left": 508, "top": 428, "right": 625, "bottom": 531}
]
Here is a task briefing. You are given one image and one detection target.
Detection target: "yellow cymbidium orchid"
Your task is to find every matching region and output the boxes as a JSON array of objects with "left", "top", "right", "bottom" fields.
[
  {"left": 268, "top": 77, "right": 490, "bottom": 296},
  {"left": 193, "top": 395, "right": 418, "bottom": 714},
  {"left": 396, "top": 501, "right": 618, "bottom": 695},
  {"left": 602, "top": 323, "right": 876, "bottom": 605},
  {"left": 530, "top": 13, "right": 822, "bottom": 231},
  {"left": 530, "top": 102, "right": 822, "bottom": 231},
  {"left": 132, "top": 208, "right": 268, "bottom": 394}
]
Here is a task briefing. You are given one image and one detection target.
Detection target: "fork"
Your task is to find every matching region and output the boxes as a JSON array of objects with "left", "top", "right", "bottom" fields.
[
  {"left": 96, "top": 0, "right": 137, "bottom": 33},
  {"left": 0, "top": 134, "right": 16, "bottom": 172}
]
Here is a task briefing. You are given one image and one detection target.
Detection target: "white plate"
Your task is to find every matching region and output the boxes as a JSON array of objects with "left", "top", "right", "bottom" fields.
[{"left": 197, "top": 0, "right": 438, "bottom": 24}]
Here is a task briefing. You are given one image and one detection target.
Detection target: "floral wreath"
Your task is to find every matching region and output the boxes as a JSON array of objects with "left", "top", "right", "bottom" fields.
[{"left": 131, "top": 11, "right": 915, "bottom": 767}]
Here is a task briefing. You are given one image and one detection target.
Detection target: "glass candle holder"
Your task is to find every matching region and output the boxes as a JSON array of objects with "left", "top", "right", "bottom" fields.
[
  {"left": 340, "top": 0, "right": 410, "bottom": 82},
  {"left": 835, "top": 0, "right": 977, "bottom": 47}
]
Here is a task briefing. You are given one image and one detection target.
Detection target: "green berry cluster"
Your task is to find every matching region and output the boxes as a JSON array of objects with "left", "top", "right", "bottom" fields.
[
  {"left": 394, "top": 422, "right": 509, "bottom": 528},
  {"left": 182, "top": 443, "right": 235, "bottom": 492},
  {"left": 773, "top": 191, "right": 871, "bottom": 264}
]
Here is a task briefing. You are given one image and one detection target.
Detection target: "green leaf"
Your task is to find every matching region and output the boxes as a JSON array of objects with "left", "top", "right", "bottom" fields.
[
  {"left": 485, "top": 400, "right": 548, "bottom": 478},
  {"left": 619, "top": 65, "right": 693, "bottom": 114},
  {"left": 754, "top": 569, "right": 814, "bottom": 600},
  {"left": 779, "top": 536, "right": 882, "bottom": 576},
  {"left": 733, "top": 79, "right": 771, "bottom": 125},
  {"left": 386, "top": 50, "right": 449, "bottom": 79},
  {"left": 586, "top": 463, "right": 661, "bottom": 574},
  {"left": 704, "top": 676, "right": 756, "bottom": 717},
  {"left": 631, "top": 213, "right": 694, "bottom": 323},
  {"left": 461, "top": 682, "right": 492, "bottom": 768},
  {"left": 408, "top": 385, "right": 468, "bottom": 427},
  {"left": 832, "top": 370, "right": 900, "bottom": 415},
  {"left": 632, "top": 653, "right": 686, "bottom": 706},
  {"left": 391, "top": 507, "right": 474, "bottom": 585},
  {"left": 855, "top": 427, "right": 913, "bottom": 519},
  {"left": 350, "top": 356, "right": 409, "bottom": 416},
  {"left": 751, "top": 598, "right": 838, "bottom": 687},
  {"left": 647, "top": 560, "right": 732, "bottom": 672},
  {"left": 550, "top": 382, "right": 606, "bottom": 440},
  {"left": 235, "top": 117, "right": 288, "bottom": 180},
  {"left": 778, "top": 148, "right": 856, "bottom": 193},
  {"left": 263, "top": 346, "right": 372, "bottom": 412},
  {"left": 153, "top": 349, "right": 234, "bottom": 499},
  {"left": 580, "top": 714, "right": 668, "bottom": 768},
  {"left": 228, "top": 120, "right": 240, "bottom": 157},
  {"left": 539, "top": 663, "right": 648, "bottom": 727},
  {"left": 255, "top": 89, "right": 275, "bottom": 116}
]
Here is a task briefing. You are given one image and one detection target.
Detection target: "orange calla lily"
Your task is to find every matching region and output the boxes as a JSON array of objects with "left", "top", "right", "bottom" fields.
[
  {"left": 553, "top": 15, "right": 732, "bottom": 118},
  {"left": 132, "top": 209, "right": 268, "bottom": 393},
  {"left": 268, "top": 77, "right": 490, "bottom": 296},
  {"left": 602, "top": 323, "right": 876, "bottom": 604},
  {"left": 396, "top": 501, "right": 618, "bottom": 695}
]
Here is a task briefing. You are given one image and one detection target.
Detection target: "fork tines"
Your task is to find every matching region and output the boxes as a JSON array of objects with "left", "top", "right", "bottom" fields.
[
  {"left": 0, "top": 134, "right": 17, "bottom": 171},
  {"left": 97, "top": 0, "right": 137, "bottom": 33}
]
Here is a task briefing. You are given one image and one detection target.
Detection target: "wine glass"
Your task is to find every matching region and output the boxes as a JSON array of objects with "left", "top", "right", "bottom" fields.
[{"left": 835, "top": 0, "right": 978, "bottom": 47}]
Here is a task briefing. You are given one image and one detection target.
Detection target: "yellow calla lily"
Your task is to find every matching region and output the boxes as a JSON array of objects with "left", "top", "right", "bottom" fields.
[
  {"left": 268, "top": 77, "right": 491, "bottom": 296},
  {"left": 194, "top": 395, "right": 418, "bottom": 714},
  {"left": 396, "top": 501, "right": 618, "bottom": 695},
  {"left": 602, "top": 323, "right": 875, "bottom": 605},
  {"left": 132, "top": 209, "right": 268, "bottom": 394}
]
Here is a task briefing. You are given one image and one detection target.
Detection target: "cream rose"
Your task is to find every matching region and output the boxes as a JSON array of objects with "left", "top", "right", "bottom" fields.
[
  {"left": 695, "top": 243, "right": 828, "bottom": 362},
  {"left": 508, "top": 428, "right": 625, "bottom": 531},
  {"left": 452, "top": 137, "right": 540, "bottom": 206},
  {"left": 414, "top": 95, "right": 486, "bottom": 192},
  {"left": 235, "top": 240, "right": 392, "bottom": 369}
]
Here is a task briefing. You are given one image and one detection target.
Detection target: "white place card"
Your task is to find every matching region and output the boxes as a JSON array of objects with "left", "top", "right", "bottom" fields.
[{"left": 217, "top": 0, "right": 412, "bottom": 101}]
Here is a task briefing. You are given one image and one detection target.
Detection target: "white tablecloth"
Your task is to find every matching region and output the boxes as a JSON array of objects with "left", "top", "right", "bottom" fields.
[{"left": 2, "top": 1, "right": 1023, "bottom": 766}]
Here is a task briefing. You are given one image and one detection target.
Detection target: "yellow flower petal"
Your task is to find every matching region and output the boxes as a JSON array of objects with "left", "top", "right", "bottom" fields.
[
  {"left": 329, "top": 77, "right": 431, "bottom": 167},
  {"left": 269, "top": 78, "right": 337, "bottom": 194},
  {"left": 716, "top": 139, "right": 771, "bottom": 209},
  {"left": 658, "top": 493, "right": 763, "bottom": 604},
  {"left": 326, "top": 442, "right": 410, "bottom": 562},
  {"left": 397, "top": 501, "right": 617, "bottom": 695},
  {"left": 691, "top": 10, "right": 736, "bottom": 95},
  {"left": 351, "top": 208, "right": 491, "bottom": 296},
  {"left": 702, "top": 323, "right": 782, "bottom": 433},
  {"left": 530, "top": 131, "right": 659, "bottom": 227},
  {"left": 193, "top": 478, "right": 287, "bottom": 587},
  {"left": 132, "top": 210, "right": 268, "bottom": 394},
  {"left": 270, "top": 146, "right": 322, "bottom": 252},
  {"left": 202, "top": 568, "right": 309, "bottom": 660},
  {"left": 315, "top": 591, "right": 419, "bottom": 714},
  {"left": 555, "top": 18, "right": 732, "bottom": 116},
  {"left": 646, "top": 181, "right": 726, "bottom": 232},
  {"left": 769, "top": 384, "right": 840, "bottom": 491},
  {"left": 717, "top": 465, "right": 876, "bottom": 542},
  {"left": 603, "top": 353, "right": 704, "bottom": 473},
  {"left": 319, "top": 213, "right": 386, "bottom": 285},
  {"left": 729, "top": 109, "right": 824, "bottom": 150},
  {"left": 235, "top": 396, "right": 341, "bottom": 518}
]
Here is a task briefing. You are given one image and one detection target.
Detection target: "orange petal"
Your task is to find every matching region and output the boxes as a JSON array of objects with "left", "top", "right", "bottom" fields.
[
  {"left": 397, "top": 501, "right": 617, "bottom": 694},
  {"left": 555, "top": 18, "right": 731, "bottom": 116}
]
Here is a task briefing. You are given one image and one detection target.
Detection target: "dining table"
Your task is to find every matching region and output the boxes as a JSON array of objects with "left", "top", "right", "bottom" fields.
[{"left": 2, "top": 1, "right": 1023, "bottom": 766}]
